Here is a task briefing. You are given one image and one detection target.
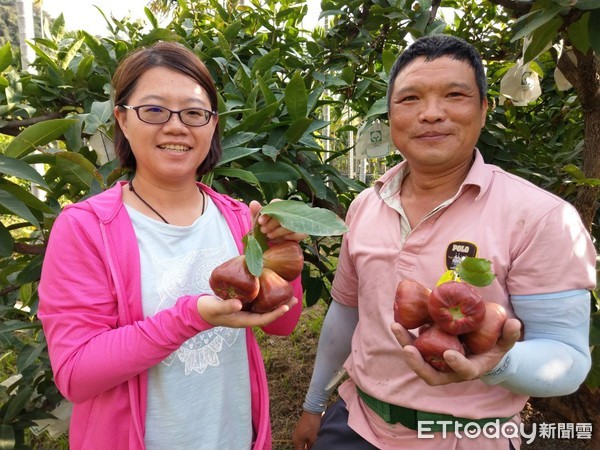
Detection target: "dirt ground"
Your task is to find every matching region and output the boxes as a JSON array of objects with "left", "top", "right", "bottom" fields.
[{"left": 264, "top": 306, "right": 597, "bottom": 450}]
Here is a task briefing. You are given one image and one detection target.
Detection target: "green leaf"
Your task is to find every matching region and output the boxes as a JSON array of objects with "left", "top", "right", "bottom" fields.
[
  {"left": 456, "top": 257, "right": 496, "bottom": 287},
  {"left": 304, "top": 275, "right": 326, "bottom": 307},
  {"left": 244, "top": 235, "right": 264, "bottom": 277},
  {"left": 232, "top": 103, "right": 280, "bottom": 133},
  {"left": 0, "top": 423, "right": 15, "bottom": 450},
  {"left": 221, "top": 132, "right": 256, "bottom": 149},
  {"left": 0, "top": 181, "right": 54, "bottom": 214},
  {"left": 523, "top": 18, "right": 562, "bottom": 63},
  {"left": 249, "top": 161, "right": 301, "bottom": 183},
  {"left": 217, "top": 31, "right": 232, "bottom": 58},
  {"left": 585, "top": 345, "right": 600, "bottom": 389},
  {"left": 16, "top": 255, "right": 43, "bottom": 284},
  {"left": 82, "top": 31, "right": 111, "bottom": 66},
  {"left": 61, "top": 37, "right": 85, "bottom": 70},
  {"left": 56, "top": 151, "right": 103, "bottom": 189},
  {"left": 91, "top": 100, "right": 114, "bottom": 124},
  {"left": 0, "top": 42, "right": 12, "bottom": 73},
  {"left": 3, "top": 385, "right": 34, "bottom": 423},
  {"left": 285, "top": 71, "right": 308, "bottom": 120},
  {"left": 0, "top": 188, "right": 39, "bottom": 227},
  {"left": 4, "top": 119, "right": 78, "bottom": 158},
  {"left": 260, "top": 200, "right": 348, "bottom": 236},
  {"left": 511, "top": 4, "right": 564, "bottom": 43},
  {"left": 589, "top": 9, "right": 600, "bottom": 54},
  {"left": 27, "top": 41, "right": 60, "bottom": 73},
  {"left": 576, "top": 0, "right": 600, "bottom": 10},
  {"left": 256, "top": 74, "right": 278, "bottom": 105},
  {"left": 590, "top": 312, "right": 600, "bottom": 346},
  {"left": 16, "top": 343, "right": 44, "bottom": 373},
  {"left": 285, "top": 117, "right": 313, "bottom": 143},
  {"left": 76, "top": 54, "right": 95, "bottom": 79},
  {"left": 213, "top": 167, "right": 260, "bottom": 186},
  {"left": 563, "top": 164, "right": 586, "bottom": 180},
  {"left": 252, "top": 48, "right": 281, "bottom": 77},
  {"left": 0, "top": 221, "right": 14, "bottom": 257},
  {"left": 567, "top": 12, "right": 591, "bottom": 54},
  {"left": 382, "top": 49, "right": 397, "bottom": 75},
  {"left": 144, "top": 6, "right": 159, "bottom": 28},
  {"left": 295, "top": 164, "right": 328, "bottom": 199},
  {"left": 224, "top": 20, "right": 243, "bottom": 41},
  {"left": 0, "top": 155, "right": 49, "bottom": 189},
  {"left": 340, "top": 66, "right": 354, "bottom": 85},
  {"left": 366, "top": 97, "right": 388, "bottom": 119},
  {"left": 217, "top": 147, "right": 261, "bottom": 166}
]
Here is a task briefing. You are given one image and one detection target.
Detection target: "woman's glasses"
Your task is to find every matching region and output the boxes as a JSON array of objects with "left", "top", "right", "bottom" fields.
[{"left": 119, "top": 104, "right": 216, "bottom": 127}]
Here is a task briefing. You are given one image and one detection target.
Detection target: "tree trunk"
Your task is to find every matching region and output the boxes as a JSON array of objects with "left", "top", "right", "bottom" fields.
[{"left": 570, "top": 50, "right": 600, "bottom": 230}]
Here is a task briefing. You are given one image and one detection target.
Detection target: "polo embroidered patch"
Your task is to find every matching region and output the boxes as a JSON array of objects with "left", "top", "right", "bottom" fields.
[{"left": 445, "top": 241, "right": 477, "bottom": 270}]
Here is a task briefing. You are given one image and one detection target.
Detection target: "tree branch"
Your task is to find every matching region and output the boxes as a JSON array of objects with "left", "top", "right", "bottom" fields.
[
  {"left": 0, "top": 112, "right": 63, "bottom": 137},
  {"left": 13, "top": 242, "right": 46, "bottom": 256}
]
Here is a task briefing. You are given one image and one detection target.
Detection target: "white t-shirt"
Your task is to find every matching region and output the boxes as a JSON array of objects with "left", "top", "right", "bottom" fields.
[{"left": 126, "top": 197, "right": 252, "bottom": 450}]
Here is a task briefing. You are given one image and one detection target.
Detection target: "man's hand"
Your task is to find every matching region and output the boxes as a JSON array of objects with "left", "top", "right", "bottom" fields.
[
  {"left": 292, "top": 410, "right": 323, "bottom": 450},
  {"left": 249, "top": 200, "right": 308, "bottom": 242},
  {"left": 197, "top": 295, "right": 297, "bottom": 329},
  {"left": 390, "top": 318, "right": 522, "bottom": 384}
]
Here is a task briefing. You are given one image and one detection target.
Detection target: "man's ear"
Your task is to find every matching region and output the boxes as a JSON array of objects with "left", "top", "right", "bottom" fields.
[{"left": 480, "top": 98, "right": 489, "bottom": 128}]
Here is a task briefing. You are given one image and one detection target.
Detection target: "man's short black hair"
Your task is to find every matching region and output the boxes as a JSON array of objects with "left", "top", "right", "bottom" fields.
[{"left": 387, "top": 34, "right": 488, "bottom": 112}]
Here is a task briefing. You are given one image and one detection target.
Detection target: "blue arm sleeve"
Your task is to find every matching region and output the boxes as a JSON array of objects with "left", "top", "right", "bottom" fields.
[
  {"left": 302, "top": 300, "right": 359, "bottom": 414},
  {"left": 481, "top": 290, "right": 591, "bottom": 397}
]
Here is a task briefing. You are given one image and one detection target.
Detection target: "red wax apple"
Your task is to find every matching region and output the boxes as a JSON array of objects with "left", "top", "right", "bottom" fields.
[
  {"left": 393, "top": 279, "right": 433, "bottom": 329},
  {"left": 414, "top": 323, "right": 465, "bottom": 372},
  {"left": 428, "top": 281, "right": 486, "bottom": 335},
  {"left": 263, "top": 241, "right": 304, "bottom": 281},
  {"left": 251, "top": 268, "right": 294, "bottom": 313},
  {"left": 209, "top": 255, "right": 260, "bottom": 304},
  {"left": 461, "top": 302, "right": 507, "bottom": 354}
]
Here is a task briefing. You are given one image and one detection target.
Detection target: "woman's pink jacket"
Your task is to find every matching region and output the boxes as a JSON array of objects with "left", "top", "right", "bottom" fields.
[{"left": 38, "top": 182, "right": 303, "bottom": 450}]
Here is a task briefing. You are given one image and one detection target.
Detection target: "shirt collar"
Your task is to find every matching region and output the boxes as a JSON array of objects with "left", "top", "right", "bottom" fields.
[{"left": 374, "top": 149, "right": 492, "bottom": 203}]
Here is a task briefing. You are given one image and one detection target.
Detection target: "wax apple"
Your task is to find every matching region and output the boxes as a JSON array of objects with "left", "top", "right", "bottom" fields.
[
  {"left": 428, "top": 281, "right": 486, "bottom": 335},
  {"left": 414, "top": 323, "right": 465, "bottom": 372},
  {"left": 209, "top": 255, "right": 260, "bottom": 304},
  {"left": 461, "top": 302, "right": 507, "bottom": 354},
  {"left": 393, "top": 280, "right": 433, "bottom": 329},
  {"left": 251, "top": 268, "right": 294, "bottom": 313},
  {"left": 263, "top": 241, "right": 304, "bottom": 281}
]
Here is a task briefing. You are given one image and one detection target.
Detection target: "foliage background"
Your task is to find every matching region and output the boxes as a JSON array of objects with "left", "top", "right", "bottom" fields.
[{"left": 0, "top": 0, "right": 598, "bottom": 448}]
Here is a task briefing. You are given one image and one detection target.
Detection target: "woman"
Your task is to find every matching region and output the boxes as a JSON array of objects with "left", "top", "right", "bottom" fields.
[{"left": 38, "top": 41, "right": 303, "bottom": 450}]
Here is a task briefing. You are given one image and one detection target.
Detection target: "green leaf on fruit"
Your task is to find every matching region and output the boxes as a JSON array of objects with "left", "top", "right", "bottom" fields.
[
  {"left": 244, "top": 235, "right": 264, "bottom": 277},
  {"left": 436, "top": 269, "right": 458, "bottom": 286},
  {"left": 243, "top": 220, "right": 269, "bottom": 252},
  {"left": 456, "top": 257, "right": 496, "bottom": 287},
  {"left": 260, "top": 200, "right": 348, "bottom": 236}
]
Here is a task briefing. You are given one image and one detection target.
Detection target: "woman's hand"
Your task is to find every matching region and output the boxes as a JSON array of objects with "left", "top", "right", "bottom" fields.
[
  {"left": 390, "top": 318, "right": 522, "bottom": 385},
  {"left": 197, "top": 295, "right": 298, "bottom": 329},
  {"left": 249, "top": 200, "right": 308, "bottom": 242}
]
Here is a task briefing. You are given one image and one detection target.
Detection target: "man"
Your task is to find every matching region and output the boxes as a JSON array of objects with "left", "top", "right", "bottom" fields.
[{"left": 292, "top": 34, "right": 595, "bottom": 450}]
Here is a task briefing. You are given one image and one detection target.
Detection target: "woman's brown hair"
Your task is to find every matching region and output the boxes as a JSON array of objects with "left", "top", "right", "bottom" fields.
[{"left": 112, "top": 41, "right": 221, "bottom": 177}]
